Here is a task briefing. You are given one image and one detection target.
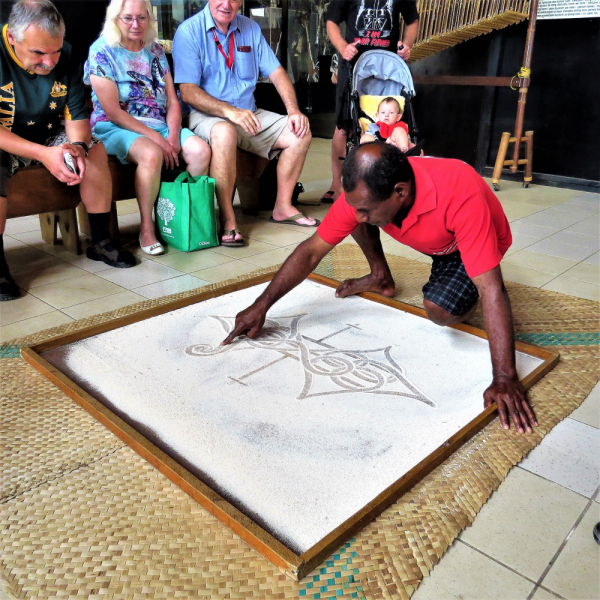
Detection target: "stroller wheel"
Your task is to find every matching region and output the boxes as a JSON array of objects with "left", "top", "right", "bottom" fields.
[{"left": 493, "top": 183, "right": 500, "bottom": 192}]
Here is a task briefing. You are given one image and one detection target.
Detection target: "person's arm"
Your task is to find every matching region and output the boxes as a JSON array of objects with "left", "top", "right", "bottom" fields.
[
  {"left": 89, "top": 74, "right": 179, "bottom": 169},
  {"left": 63, "top": 118, "right": 93, "bottom": 180},
  {"left": 164, "top": 71, "right": 181, "bottom": 163},
  {"left": 398, "top": 19, "right": 419, "bottom": 60},
  {"left": 179, "top": 83, "right": 261, "bottom": 136},
  {"left": 0, "top": 126, "right": 81, "bottom": 186},
  {"left": 222, "top": 233, "right": 335, "bottom": 344},
  {"left": 472, "top": 265, "right": 537, "bottom": 433},
  {"left": 327, "top": 20, "right": 359, "bottom": 61},
  {"left": 268, "top": 66, "right": 309, "bottom": 138}
]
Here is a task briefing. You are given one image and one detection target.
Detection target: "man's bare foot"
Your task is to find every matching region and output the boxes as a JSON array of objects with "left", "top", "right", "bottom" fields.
[{"left": 335, "top": 273, "right": 396, "bottom": 298}]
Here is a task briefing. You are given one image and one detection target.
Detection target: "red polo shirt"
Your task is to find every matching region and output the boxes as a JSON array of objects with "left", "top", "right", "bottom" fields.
[{"left": 317, "top": 157, "right": 512, "bottom": 278}]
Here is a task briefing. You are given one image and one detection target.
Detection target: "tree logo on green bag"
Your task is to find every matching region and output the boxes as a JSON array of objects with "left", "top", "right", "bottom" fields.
[{"left": 157, "top": 197, "right": 176, "bottom": 225}]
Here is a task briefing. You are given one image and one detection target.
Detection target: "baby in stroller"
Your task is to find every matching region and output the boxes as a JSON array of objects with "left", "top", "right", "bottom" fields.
[{"left": 360, "top": 97, "right": 410, "bottom": 152}]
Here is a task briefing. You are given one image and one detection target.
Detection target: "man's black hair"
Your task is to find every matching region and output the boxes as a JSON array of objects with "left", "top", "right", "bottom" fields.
[{"left": 341, "top": 142, "right": 414, "bottom": 202}]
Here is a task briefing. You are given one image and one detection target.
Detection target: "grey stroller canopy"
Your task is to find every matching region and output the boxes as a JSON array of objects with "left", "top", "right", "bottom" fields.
[{"left": 351, "top": 50, "right": 416, "bottom": 98}]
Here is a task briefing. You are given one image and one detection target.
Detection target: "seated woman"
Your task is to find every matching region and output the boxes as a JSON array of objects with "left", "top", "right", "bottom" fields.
[{"left": 85, "top": 0, "right": 210, "bottom": 255}]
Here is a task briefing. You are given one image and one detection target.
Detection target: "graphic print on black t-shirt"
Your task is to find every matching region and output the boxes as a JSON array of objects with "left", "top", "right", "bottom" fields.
[
  {"left": 326, "top": 0, "right": 418, "bottom": 57},
  {"left": 356, "top": 0, "right": 393, "bottom": 40}
]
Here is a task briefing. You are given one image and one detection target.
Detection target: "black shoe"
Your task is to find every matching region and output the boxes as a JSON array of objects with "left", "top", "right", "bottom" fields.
[
  {"left": 594, "top": 522, "right": 600, "bottom": 545},
  {"left": 0, "top": 275, "right": 20, "bottom": 301},
  {"left": 86, "top": 239, "right": 136, "bottom": 268}
]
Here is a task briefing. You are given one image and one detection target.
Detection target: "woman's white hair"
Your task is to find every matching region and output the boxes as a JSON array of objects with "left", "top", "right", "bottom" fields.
[{"left": 101, "top": 0, "right": 158, "bottom": 47}]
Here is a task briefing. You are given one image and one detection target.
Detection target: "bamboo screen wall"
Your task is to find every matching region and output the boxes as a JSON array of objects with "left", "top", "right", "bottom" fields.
[{"left": 403, "top": 0, "right": 531, "bottom": 61}]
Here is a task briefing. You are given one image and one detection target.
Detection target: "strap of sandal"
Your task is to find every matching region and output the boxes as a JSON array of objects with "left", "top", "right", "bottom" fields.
[{"left": 285, "top": 214, "right": 306, "bottom": 222}]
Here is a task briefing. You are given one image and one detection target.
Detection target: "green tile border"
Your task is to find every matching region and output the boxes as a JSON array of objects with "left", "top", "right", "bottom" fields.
[
  {"left": 516, "top": 332, "right": 600, "bottom": 346},
  {"left": 0, "top": 344, "right": 21, "bottom": 358},
  {"left": 300, "top": 538, "right": 365, "bottom": 599}
]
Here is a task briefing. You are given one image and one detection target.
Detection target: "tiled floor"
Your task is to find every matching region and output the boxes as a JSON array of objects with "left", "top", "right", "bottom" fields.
[{"left": 1, "top": 138, "right": 599, "bottom": 599}]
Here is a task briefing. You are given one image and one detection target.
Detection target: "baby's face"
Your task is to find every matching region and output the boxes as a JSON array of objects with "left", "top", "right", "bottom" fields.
[{"left": 376, "top": 102, "right": 401, "bottom": 124}]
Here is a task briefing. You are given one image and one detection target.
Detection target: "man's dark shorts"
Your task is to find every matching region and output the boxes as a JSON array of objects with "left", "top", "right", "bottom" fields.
[{"left": 422, "top": 252, "right": 479, "bottom": 316}]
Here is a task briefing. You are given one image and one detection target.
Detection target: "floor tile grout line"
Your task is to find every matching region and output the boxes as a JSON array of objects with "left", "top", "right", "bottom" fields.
[
  {"left": 514, "top": 465, "right": 598, "bottom": 502},
  {"left": 534, "top": 584, "right": 567, "bottom": 599},
  {"left": 525, "top": 484, "right": 600, "bottom": 600},
  {"left": 456, "top": 539, "right": 542, "bottom": 588}
]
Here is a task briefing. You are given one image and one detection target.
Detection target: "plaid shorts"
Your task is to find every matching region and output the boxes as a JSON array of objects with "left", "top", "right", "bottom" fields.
[
  {"left": 0, "top": 129, "right": 100, "bottom": 196},
  {"left": 422, "top": 252, "right": 479, "bottom": 316}
]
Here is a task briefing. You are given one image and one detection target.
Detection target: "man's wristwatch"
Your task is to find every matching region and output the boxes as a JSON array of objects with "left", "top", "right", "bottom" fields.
[{"left": 71, "top": 141, "right": 89, "bottom": 157}]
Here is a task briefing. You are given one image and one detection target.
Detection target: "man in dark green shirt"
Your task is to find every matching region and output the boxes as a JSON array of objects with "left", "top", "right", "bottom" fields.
[{"left": 0, "top": 0, "right": 135, "bottom": 301}]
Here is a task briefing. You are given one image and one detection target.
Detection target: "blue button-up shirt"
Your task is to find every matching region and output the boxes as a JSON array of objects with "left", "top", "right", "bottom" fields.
[{"left": 172, "top": 5, "right": 280, "bottom": 112}]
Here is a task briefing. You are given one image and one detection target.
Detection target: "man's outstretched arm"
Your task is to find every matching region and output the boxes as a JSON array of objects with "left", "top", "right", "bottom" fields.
[
  {"left": 222, "top": 233, "right": 335, "bottom": 344},
  {"left": 472, "top": 265, "right": 538, "bottom": 433}
]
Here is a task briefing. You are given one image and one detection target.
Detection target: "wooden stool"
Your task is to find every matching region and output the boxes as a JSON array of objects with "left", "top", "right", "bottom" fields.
[
  {"left": 39, "top": 209, "right": 81, "bottom": 254},
  {"left": 491, "top": 130, "right": 533, "bottom": 191}
]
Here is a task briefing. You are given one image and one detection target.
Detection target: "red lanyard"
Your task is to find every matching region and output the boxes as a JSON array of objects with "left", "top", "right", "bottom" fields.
[{"left": 212, "top": 29, "right": 234, "bottom": 70}]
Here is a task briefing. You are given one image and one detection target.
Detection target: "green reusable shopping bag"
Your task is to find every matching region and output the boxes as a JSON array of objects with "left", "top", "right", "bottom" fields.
[{"left": 156, "top": 172, "right": 218, "bottom": 252}]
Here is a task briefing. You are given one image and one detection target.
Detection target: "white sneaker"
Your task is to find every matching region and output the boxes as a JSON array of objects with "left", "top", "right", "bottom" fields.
[{"left": 139, "top": 235, "right": 164, "bottom": 256}]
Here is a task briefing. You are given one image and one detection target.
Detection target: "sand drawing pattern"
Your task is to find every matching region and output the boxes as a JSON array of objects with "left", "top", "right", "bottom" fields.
[{"left": 185, "top": 314, "right": 436, "bottom": 407}]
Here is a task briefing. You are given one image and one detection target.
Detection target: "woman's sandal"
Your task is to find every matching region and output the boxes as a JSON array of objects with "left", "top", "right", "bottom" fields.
[
  {"left": 320, "top": 190, "right": 336, "bottom": 204},
  {"left": 220, "top": 229, "right": 244, "bottom": 247}
]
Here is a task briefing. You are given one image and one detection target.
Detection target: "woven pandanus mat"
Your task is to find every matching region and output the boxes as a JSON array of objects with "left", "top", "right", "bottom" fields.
[{"left": 1, "top": 244, "right": 598, "bottom": 600}]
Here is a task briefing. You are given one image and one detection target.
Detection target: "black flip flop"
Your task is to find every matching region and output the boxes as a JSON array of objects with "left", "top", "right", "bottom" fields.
[
  {"left": 320, "top": 190, "right": 336, "bottom": 204},
  {"left": 220, "top": 229, "right": 244, "bottom": 247}
]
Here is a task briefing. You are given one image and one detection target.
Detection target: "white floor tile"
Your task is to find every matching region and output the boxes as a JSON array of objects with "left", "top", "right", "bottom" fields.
[
  {"left": 3, "top": 216, "right": 40, "bottom": 235},
  {"left": 4, "top": 245, "right": 57, "bottom": 269},
  {"left": 509, "top": 221, "right": 560, "bottom": 237},
  {"left": 133, "top": 274, "right": 209, "bottom": 299},
  {"left": 550, "top": 201, "right": 599, "bottom": 218},
  {"left": 542, "top": 276, "right": 600, "bottom": 301},
  {"left": 411, "top": 540, "right": 534, "bottom": 600},
  {"left": 570, "top": 382, "right": 600, "bottom": 429},
  {"left": 584, "top": 251, "right": 600, "bottom": 265},
  {"left": 543, "top": 230, "right": 600, "bottom": 252},
  {"left": 542, "top": 503, "right": 600, "bottom": 600},
  {"left": 566, "top": 219, "right": 600, "bottom": 236},
  {"left": 96, "top": 260, "right": 184, "bottom": 290},
  {"left": 560, "top": 194, "right": 600, "bottom": 210},
  {"left": 516, "top": 208, "right": 591, "bottom": 230},
  {"left": 1, "top": 235, "right": 27, "bottom": 251},
  {"left": 509, "top": 233, "right": 545, "bottom": 251},
  {"left": 0, "top": 310, "right": 73, "bottom": 343},
  {"left": 527, "top": 238, "right": 596, "bottom": 262},
  {"left": 62, "top": 290, "right": 146, "bottom": 320},
  {"left": 459, "top": 468, "right": 588, "bottom": 580},
  {"left": 0, "top": 292, "right": 54, "bottom": 326},
  {"left": 519, "top": 418, "right": 600, "bottom": 498}
]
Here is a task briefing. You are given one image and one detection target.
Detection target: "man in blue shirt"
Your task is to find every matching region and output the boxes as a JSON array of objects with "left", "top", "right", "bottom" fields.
[{"left": 173, "top": 0, "right": 317, "bottom": 247}]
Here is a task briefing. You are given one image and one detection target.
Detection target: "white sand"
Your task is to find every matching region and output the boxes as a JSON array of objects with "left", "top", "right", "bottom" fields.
[{"left": 43, "top": 280, "right": 543, "bottom": 553}]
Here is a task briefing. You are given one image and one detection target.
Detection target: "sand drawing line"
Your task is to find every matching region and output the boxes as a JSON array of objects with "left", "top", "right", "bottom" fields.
[{"left": 185, "top": 314, "right": 437, "bottom": 407}]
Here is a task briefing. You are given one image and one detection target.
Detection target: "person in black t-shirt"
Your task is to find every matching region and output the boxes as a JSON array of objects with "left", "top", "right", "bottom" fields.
[
  {"left": 0, "top": 0, "right": 136, "bottom": 301},
  {"left": 322, "top": 0, "right": 418, "bottom": 205}
]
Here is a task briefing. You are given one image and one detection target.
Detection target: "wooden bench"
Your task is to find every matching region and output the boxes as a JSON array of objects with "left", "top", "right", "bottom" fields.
[{"left": 6, "top": 150, "right": 269, "bottom": 254}]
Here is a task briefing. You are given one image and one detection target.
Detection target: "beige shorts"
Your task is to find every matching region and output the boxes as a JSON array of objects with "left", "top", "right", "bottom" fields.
[{"left": 188, "top": 108, "right": 288, "bottom": 160}]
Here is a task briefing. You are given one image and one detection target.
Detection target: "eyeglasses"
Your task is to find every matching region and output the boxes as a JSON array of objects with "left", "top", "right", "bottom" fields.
[{"left": 119, "top": 16, "right": 148, "bottom": 25}]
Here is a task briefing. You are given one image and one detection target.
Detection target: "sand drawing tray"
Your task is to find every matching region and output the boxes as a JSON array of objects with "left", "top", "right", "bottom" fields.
[{"left": 21, "top": 273, "right": 559, "bottom": 581}]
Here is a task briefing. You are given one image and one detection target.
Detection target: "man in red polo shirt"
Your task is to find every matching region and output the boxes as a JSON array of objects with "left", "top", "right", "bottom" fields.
[{"left": 223, "top": 143, "right": 537, "bottom": 434}]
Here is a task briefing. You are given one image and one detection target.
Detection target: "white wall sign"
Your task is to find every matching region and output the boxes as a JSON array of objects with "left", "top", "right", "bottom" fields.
[{"left": 538, "top": 0, "right": 600, "bottom": 20}]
